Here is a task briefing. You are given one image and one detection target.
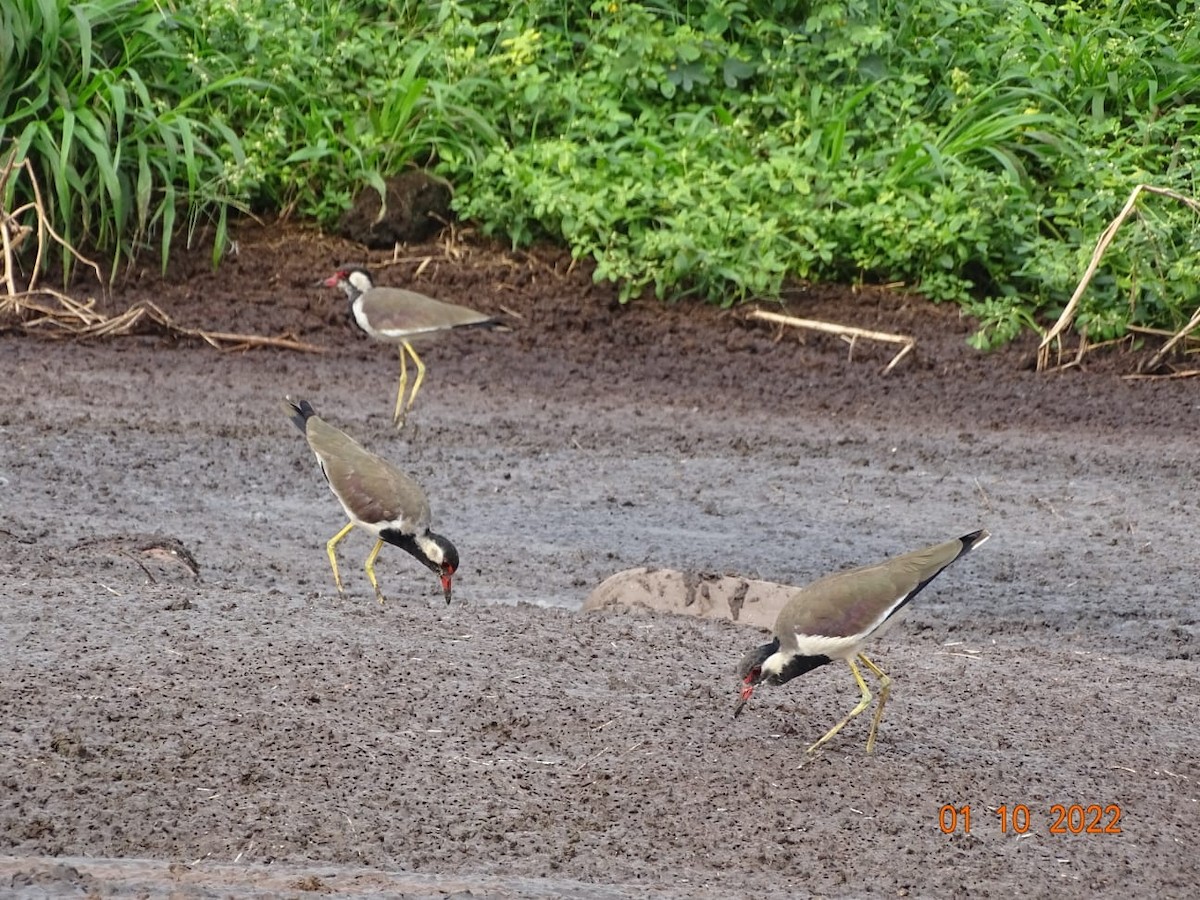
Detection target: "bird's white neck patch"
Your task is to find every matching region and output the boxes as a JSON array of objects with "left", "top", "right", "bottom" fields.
[
  {"left": 350, "top": 296, "right": 372, "bottom": 333},
  {"left": 347, "top": 269, "right": 374, "bottom": 295},
  {"left": 761, "top": 648, "right": 792, "bottom": 679},
  {"left": 415, "top": 533, "right": 444, "bottom": 565}
]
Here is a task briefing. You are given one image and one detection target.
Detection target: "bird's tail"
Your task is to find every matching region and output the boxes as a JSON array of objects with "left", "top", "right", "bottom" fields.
[
  {"left": 283, "top": 396, "right": 317, "bottom": 433},
  {"left": 471, "top": 317, "right": 509, "bottom": 332},
  {"left": 957, "top": 529, "right": 991, "bottom": 556}
]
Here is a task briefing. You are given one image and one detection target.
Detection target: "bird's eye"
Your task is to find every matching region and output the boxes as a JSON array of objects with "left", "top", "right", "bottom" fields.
[{"left": 744, "top": 666, "right": 761, "bottom": 684}]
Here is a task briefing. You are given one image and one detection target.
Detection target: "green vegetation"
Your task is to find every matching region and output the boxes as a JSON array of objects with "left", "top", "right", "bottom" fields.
[
  {"left": 189, "top": 0, "right": 496, "bottom": 225},
  {"left": 0, "top": 0, "right": 249, "bottom": 273},
  {"left": 2, "top": 0, "right": 1198, "bottom": 346}
]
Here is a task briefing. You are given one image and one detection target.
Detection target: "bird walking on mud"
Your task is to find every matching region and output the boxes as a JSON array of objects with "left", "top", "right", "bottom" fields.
[
  {"left": 284, "top": 397, "right": 458, "bottom": 604},
  {"left": 735, "top": 529, "right": 990, "bottom": 754},
  {"left": 323, "top": 265, "right": 498, "bottom": 429}
]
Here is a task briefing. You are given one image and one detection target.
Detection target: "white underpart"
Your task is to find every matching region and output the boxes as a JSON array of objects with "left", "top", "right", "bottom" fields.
[
  {"left": 350, "top": 298, "right": 373, "bottom": 333},
  {"left": 342, "top": 514, "right": 406, "bottom": 540},
  {"left": 760, "top": 648, "right": 795, "bottom": 679},
  {"left": 338, "top": 511, "right": 434, "bottom": 552},
  {"left": 339, "top": 516, "right": 442, "bottom": 564},
  {"left": 379, "top": 326, "right": 442, "bottom": 338},
  {"left": 791, "top": 632, "right": 866, "bottom": 660},
  {"left": 781, "top": 587, "right": 912, "bottom": 668}
]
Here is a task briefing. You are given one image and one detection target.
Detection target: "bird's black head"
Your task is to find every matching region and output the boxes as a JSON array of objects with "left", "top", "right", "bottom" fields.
[
  {"left": 732, "top": 639, "right": 832, "bottom": 718},
  {"left": 322, "top": 265, "right": 374, "bottom": 298},
  {"left": 420, "top": 532, "right": 459, "bottom": 605},
  {"left": 736, "top": 638, "right": 779, "bottom": 684},
  {"left": 733, "top": 638, "right": 779, "bottom": 718},
  {"left": 383, "top": 529, "right": 460, "bottom": 604}
]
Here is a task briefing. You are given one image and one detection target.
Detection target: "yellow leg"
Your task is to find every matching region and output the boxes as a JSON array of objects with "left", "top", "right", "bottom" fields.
[
  {"left": 806, "top": 657, "right": 873, "bottom": 755},
  {"left": 325, "top": 521, "right": 355, "bottom": 594},
  {"left": 858, "top": 653, "right": 892, "bottom": 754},
  {"left": 392, "top": 341, "right": 427, "bottom": 430},
  {"left": 406, "top": 343, "right": 427, "bottom": 412},
  {"left": 364, "top": 537, "right": 386, "bottom": 604},
  {"left": 392, "top": 346, "right": 409, "bottom": 426}
]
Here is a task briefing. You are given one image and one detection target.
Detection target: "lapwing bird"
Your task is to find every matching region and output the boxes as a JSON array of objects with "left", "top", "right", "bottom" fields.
[
  {"left": 284, "top": 397, "right": 459, "bottom": 604},
  {"left": 734, "top": 529, "right": 990, "bottom": 754},
  {"left": 323, "top": 265, "right": 498, "bottom": 428}
]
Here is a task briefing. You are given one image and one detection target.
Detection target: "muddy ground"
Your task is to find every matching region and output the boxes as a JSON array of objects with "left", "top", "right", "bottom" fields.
[{"left": 1, "top": 224, "right": 1197, "bottom": 898}]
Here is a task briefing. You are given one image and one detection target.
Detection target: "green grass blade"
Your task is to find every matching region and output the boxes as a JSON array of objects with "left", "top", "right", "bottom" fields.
[
  {"left": 71, "top": 4, "right": 93, "bottom": 83},
  {"left": 160, "top": 182, "right": 176, "bottom": 272},
  {"left": 136, "top": 141, "right": 151, "bottom": 232}
]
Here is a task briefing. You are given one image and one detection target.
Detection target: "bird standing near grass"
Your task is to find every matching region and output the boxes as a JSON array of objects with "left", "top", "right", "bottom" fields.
[
  {"left": 735, "top": 529, "right": 990, "bottom": 754},
  {"left": 284, "top": 397, "right": 458, "bottom": 604},
  {"left": 323, "top": 265, "right": 499, "bottom": 429}
]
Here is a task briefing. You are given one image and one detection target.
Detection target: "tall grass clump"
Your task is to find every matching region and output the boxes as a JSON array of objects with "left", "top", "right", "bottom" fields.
[{"left": 0, "top": 0, "right": 250, "bottom": 275}]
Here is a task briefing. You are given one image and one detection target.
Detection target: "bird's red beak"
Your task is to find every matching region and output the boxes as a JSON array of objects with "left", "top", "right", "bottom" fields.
[
  {"left": 322, "top": 274, "right": 340, "bottom": 287},
  {"left": 440, "top": 571, "right": 453, "bottom": 604},
  {"left": 733, "top": 679, "right": 755, "bottom": 718}
]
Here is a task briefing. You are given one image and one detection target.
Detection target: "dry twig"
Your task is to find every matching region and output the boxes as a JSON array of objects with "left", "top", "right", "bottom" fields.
[
  {"left": 1, "top": 151, "right": 323, "bottom": 353},
  {"left": 749, "top": 308, "right": 915, "bottom": 374},
  {"left": 5, "top": 291, "right": 324, "bottom": 352},
  {"left": 1037, "top": 184, "right": 1200, "bottom": 373},
  {"left": 1123, "top": 369, "right": 1200, "bottom": 381},
  {"left": 1141, "top": 302, "right": 1200, "bottom": 373}
]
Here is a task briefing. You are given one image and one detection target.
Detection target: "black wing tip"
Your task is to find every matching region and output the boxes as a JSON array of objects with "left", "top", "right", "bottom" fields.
[
  {"left": 284, "top": 396, "right": 317, "bottom": 433},
  {"left": 959, "top": 529, "right": 991, "bottom": 554}
]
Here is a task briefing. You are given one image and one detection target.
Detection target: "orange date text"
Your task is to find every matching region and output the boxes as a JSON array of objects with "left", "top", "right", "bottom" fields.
[{"left": 938, "top": 804, "right": 1122, "bottom": 835}]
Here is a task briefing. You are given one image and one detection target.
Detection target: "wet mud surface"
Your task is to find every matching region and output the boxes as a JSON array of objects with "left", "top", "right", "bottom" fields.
[{"left": 1, "top": 223, "right": 1197, "bottom": 897}]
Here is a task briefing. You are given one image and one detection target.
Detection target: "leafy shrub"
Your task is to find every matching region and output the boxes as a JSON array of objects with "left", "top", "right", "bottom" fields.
[
  {"left": 4, "top": 0, "right": 1197, "bottom": 346},
  {"left": 189, "top": 0, "right": 497, "bottom": 224},
  {"left": 448, "top": 0, "right": 1200, "bottom": 346}
]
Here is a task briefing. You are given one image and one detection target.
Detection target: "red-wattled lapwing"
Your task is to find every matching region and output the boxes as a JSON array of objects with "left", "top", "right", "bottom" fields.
[
  {"left": 284, "top": 397, "right": 459, "bottom": 604},
  {"left": 734, "top": 529, "right": 990, "bottom": 754},
  {"left": 323, "top": 265, "right": 498, "bottom": 428}
]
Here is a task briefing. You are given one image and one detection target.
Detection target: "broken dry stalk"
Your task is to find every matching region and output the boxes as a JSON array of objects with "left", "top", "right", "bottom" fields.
[
  {"left": 1, "top": 153, "right": 322, "bottom": 354},
  {"left": 749, "top": 308, "right": 915, "bottom": 374},
  {"left": 1038, "top": 184, "right": 1200, "bottom": 372},
  {"left": 1140, "top": 302, "right": 1200, "bottom": 373}
]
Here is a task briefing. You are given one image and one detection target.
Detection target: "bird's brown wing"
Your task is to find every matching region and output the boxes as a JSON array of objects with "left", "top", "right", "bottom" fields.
[
  {"left": 304, "top": 416, "right": 432, "bottom": 533},
  {"left": 360, "top": 287, "right": 494, "bottom": 337},
  {"left": 774, "top": 535, "right": 976, "bottom": 651}
]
